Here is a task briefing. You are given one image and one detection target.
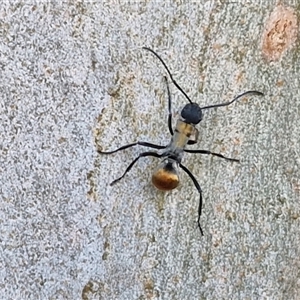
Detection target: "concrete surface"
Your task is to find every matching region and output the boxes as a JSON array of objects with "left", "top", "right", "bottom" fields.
[{"left": 0, "top": 2, "right": 299, "bottom": 299}]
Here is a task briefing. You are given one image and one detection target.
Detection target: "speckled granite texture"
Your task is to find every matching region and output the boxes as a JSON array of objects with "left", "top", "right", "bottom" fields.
[{"left": 0, "top": 2, "right": 299, "bottom": 299}]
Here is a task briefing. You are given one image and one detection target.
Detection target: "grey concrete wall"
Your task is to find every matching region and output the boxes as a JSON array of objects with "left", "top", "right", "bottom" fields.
[{"left": 1, "top": 2, "right": 299, "bottom": 299}]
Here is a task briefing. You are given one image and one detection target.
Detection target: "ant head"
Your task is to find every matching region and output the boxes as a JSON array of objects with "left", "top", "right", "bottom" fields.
[{"left": 181, "top": 103, "right": 203, "bottom": 125}]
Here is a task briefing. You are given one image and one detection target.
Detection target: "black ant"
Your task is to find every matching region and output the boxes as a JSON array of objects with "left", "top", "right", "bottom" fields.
[{"left": 98, "top": 47, "right": 263, "bottom": 235}]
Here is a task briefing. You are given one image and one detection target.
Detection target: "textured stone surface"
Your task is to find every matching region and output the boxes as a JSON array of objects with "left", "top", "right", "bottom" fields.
[{"left": 0, "top": 2, "right": 299, "bottom": 299}]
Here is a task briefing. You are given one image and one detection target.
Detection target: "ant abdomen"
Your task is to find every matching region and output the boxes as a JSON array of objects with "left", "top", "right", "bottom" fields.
[{"left": 152, "top": 160, "right": 179, "bottom": 191}]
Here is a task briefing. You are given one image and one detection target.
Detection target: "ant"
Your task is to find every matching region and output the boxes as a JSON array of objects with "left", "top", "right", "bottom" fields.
[{"left": 98, "top": 47, "right": 263, "bottom": 235}]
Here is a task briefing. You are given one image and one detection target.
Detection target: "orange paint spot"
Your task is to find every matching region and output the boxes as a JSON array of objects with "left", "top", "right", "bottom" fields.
[
  {"left": 262, "top": 5, "right": 298, "bottom": 61},
  {"left": 212, "top": 43, "right": 222, "bottom": 51},
  {"left": 276, "top": 80, "right": 284, "bottom": 87},
  {"left": 235, "top": 72, "right": 244, "bottom": 84},
  {"left": 291, "top": 179, "right": 300, "bottom": 194},
  {"left": 233, "top": 137, "right": 241, "bottom": 146}
]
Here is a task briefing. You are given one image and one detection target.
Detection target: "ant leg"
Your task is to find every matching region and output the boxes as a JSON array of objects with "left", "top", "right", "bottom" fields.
[
  {"left": 98, "top": 141, "right": 166, "bottom": 154},
  {"left": 163, "top": 76, "right": 173, "bottom": 135},
  {"left": 179, "top": 163, "right": 204, "bottom": 236},
  {"left": 184, "top": 149, "right": 239, "bottom": 162},
  {"left": 201, "top": 91, "right": 264, "bottom": 110},
  {"left": 110, "top": 151, "right": 162, "bottom": 186}
]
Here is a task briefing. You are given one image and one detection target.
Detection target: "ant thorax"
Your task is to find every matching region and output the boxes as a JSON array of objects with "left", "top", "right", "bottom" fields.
[
  {"left": 174, "top": 105, "right": 200, "bottom": 145},
  {"left": 160, "top": 118, "right": 198, "bottom": 164},
  {"left": 170, "top": 119, "right": 197, "bottom": 151},
  {"left": 187, "top": 126, "right": 199, "bottom": 145}
]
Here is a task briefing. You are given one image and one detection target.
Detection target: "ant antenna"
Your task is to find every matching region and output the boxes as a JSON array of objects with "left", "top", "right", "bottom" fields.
[
  {"left": 143, "top": 47, "right": 193, "bottom": 104},
  {"left": 201, "top": 90, "right": 264, "bottom": 110}
]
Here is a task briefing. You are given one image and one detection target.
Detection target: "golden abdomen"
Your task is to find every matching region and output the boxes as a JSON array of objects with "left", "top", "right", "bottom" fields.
[{"left": 152, "top": 162, "right": 179, "bottom": 191}]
